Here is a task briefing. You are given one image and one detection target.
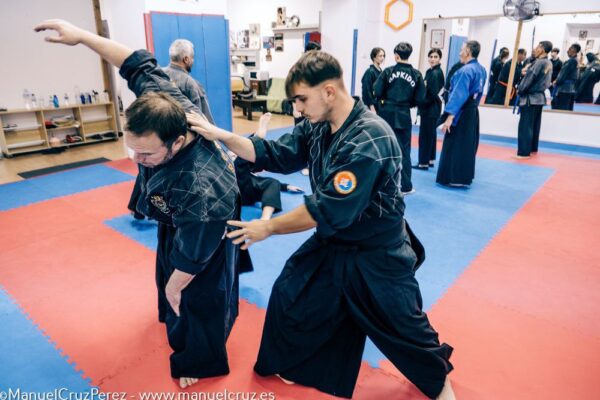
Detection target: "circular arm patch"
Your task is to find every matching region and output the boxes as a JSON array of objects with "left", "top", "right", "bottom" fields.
[{"left": 333, "top": 171, "right": 357, "bottom": 194}]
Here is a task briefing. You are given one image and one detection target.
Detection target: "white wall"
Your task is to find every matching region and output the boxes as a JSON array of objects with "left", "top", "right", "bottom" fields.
[
  {"left": 0, "top": 0, "right": 105, "bottom": 110},
  {"left": 323, "top": 0, "right": 600, "bottom": 148},
  {"left": 227, "top": 0, "right": 322, "bottom": 79}
]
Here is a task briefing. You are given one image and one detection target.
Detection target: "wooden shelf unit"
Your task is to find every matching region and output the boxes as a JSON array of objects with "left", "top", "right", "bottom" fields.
[{"left": 0, "top": 102, "right": 118, "bottom": 157}]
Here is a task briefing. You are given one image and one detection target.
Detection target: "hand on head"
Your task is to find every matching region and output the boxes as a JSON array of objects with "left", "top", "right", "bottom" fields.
[
  {"left": 33, "top": 19, "right": 84, "bottom": 46},
  {"left": 186, "top": 112, "right": 218, "bottom": 141}
]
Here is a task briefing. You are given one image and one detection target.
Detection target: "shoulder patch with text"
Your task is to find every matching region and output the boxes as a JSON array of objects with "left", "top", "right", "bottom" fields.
[{"left": 333, "top": 171, "right": 357, "bottom": 195}]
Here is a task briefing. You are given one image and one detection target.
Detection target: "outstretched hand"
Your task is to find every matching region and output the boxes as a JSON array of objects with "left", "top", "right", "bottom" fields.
[
  {"left": 226, "top": 219, "right": 273, "bottom": 250},
  {"left": 34, "top": 19, "right": 86, "bottom": 46}
]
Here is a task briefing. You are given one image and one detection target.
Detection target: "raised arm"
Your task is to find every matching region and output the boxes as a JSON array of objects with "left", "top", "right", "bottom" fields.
[{"left": 34, "top": 19, "right": 132, "bottom": 68}]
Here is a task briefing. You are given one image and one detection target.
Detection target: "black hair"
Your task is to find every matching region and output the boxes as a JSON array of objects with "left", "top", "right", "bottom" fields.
[
  {"left": 518, "top": 48, "right": 527, "bottom": 55},
  {"left": 285, "top": 50, "right": 343, "bottom": 98},
  {"left": 499, "top": 47, "right": 509, "bottom": 58},
  {"left": 125, "top": 92, "right": 187, "bottom": 147},
  {"left": 428, "top": 48, "right": 443, "bottom": 58},
  {"left": 304, "top": 41, "right": 321, "bottom": 52},
  {"left": 394, "top": 42, "right": 413, "bottom": 60},
  {"left": 551, "top": 48, "right": 560, "bottom": 54},
  {"left": 539, "top": 41, "right": 553, "bottom": 54},
  {"left": 571, "top": 43, "right": 581, "bottom": 53},
  {"left": 370, "top": 47, "right": 385, "bottom": 61}
]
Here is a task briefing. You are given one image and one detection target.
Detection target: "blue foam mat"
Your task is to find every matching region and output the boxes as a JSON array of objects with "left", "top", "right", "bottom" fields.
[
  {"left": 105, "top": 133, "right": 554, "bottom": 367},
  {"left": 0, "top": 165, "right": 134, "bottom": 211},
  {"left": 0, "top": 287, "right": 92, "bottom": 391}
]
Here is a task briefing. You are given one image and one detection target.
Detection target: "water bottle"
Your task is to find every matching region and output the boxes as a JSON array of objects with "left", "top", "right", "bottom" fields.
[
  {"left": 23, "top": 89, "right": 31, "bottom": 110},
  {"left": 64, "top": 93, "right": 70, "bottom": 106},
  {"left": 30, "top": 93, "right": 38, "bottom": 109},
  {"left": 80, "top": 92, "right": 86, "bottom": 104},
  {"left": 53, "top": 95, "right": 59, "bottom": 108},
  {"left": 74, "top": 86, "right": 81, "bottom": 104}
]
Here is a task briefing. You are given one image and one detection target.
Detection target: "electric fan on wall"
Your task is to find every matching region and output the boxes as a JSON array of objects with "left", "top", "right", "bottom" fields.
[{"left": 503, "top": 0, "right": 540, "bottom": 21}]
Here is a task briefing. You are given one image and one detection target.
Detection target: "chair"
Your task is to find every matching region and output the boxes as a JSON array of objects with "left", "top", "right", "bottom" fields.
[{"left": 256, "top": 78, "right": 291, "bottom": 114}]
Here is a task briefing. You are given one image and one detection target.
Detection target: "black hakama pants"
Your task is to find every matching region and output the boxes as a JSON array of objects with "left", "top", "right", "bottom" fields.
[
  {"left": 517, "top": 104, "right": 543, "bottom": 156},
  {"left": 436, "top": 101, "right": 480, "bottom": 186},
  {"left": 156, "top": 223, "right": 240, "bottom": 379},
  {"left": 418, "top": 109, "right": 440, "bottom": 166},
  {"left": 551, "top": 93, "right": 575, "bottom": 110},
  {"left": 254, "top": 228, "right": 453, "bottom": 399},
  {"left": 242, "top": 176, "right": 282, "bottom": 213}
]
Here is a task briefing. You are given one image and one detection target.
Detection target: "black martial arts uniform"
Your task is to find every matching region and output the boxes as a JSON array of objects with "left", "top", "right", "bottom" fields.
[
  {"left": 549, "top": 57, "right": 562, "bottom": 94},
  {"left": 436, "top": 59, "right": 486, "bottom": 186},
  {"left": 575, "top": 59, "right": 600, "bottom": 103},
  {"left": 517, "top": 57, "right": 552, "bottom": 156},
  {"left": 442, "top": 61, "right": 464, "bottom": 104},
  {"left": 361, "top": 64, "right": 382, "bottom": 112},
  {"left": 234, "top": 156, "right": 294, "bottom": 213},
  {"left": 120, "top": 50, "right": 248, "bottom": 379},
  {"left": 490, "top": 59, "right": 523, "bottom": 106},
  {"left": 485, "top": 55, "right": 504, "bottom": 104},
  {"left": 374, "top": 62, "right": 426, "bottom": 192},
  {"left": 552, "top": 56, "right": 578, "bottom": 110},
  {"left": 251, "top": 100, "right": 453, "bottom": 399},
  {"left": 417, "top": 64, "right": 444, "bottom": 166}
]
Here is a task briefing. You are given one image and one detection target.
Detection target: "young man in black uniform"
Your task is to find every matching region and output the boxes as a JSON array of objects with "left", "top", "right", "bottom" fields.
[
  {"left": 361, "top": 47, "right": 386, "bottom": 113},
  {"left": 374, "top": 42, "right": 426, "bottom": 194},
  {"left": 549, "top": 48, "right": 562, "bottom": 94},
  {"left": 485, "top": 47, "right": 509, "bottom": 104},
  {"left": 490, "top": 49, "right": 527, "bottom": 106},
  {"left": 575, "top": 53, "right": 600, "bottom": 103},
  {"left": 35, "top": 19, "right": 247, "bottom": 390},
  {"left": 516, "top": 41, "right": 553, "bottom": 158},
  {"left": 188, "top": 50, "right": 456, "bottom": 400},
  {"left": 415, "top": 48, "right": 445, "bottom": 170},
  {"left": 552, "top": 43, "right": 580, "bottom": 110}
]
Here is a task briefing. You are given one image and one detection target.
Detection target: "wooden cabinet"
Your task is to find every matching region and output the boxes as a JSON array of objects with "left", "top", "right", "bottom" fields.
[{"left": 0, "top": 102, "right": 118, "bottom": 157}]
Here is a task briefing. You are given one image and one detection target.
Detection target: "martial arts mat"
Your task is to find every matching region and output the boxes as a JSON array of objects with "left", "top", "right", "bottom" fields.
[{"left": 1, "top": 127, "right": 598, "bottom": 399}]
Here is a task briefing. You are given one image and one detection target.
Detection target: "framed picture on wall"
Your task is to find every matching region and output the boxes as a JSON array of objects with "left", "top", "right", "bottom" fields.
[
  {"left": 274, "top": 33, "right": 284, "bottom": 52},
  {"left": 431, "top": 29, "right": 445, "bottom": 49},
  {"left": 578, "top": 30, "right": 588, "bottom": 40}
]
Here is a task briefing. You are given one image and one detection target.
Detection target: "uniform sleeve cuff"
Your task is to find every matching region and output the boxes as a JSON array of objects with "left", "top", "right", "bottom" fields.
[
  {"left": 250, "top": 135, "right": 267, "bottom": 171},
  {"left": 169, "top": 247, "right": 209, "bottom": 275},
  {"left": 119, "top": 49, "right": 153, "bottom": 81},
  {"left": 304, "top": 194, "right": 336, "bottom": 237}
]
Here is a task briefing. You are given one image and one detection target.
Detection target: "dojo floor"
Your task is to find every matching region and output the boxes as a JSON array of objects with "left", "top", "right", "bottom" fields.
[{"left": 1, "top": 127, "right": 599, "bottom": 399}]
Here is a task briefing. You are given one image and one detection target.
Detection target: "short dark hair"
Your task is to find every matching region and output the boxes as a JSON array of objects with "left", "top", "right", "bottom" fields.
[
  {"left": 394, "top": 42, "right": 413, "bottom": 60},
  {"left": 499, "top": 47, "right": 509, "bottom": 58},
  {"left": 539, "top": 41, "right": 553, "bottom": 54},
  {"left": 304, "top": 41, "right": 321, "bottom": 52},
  {"left": 370, "top": 47, "right": 385, "bottom": 61},
  {"left": 571, "top": 43, "right": 581, "bottom": 53},
  {"left": 125, "top": 92, "right": 187, "bottom": 146},
  {"left": 465, "top": 40, "right": 481, "bottom": 58},
  {"left": 518, "top": 48, "right": 527, "bottom": 55},
  {"left": 551, "top": 48, "right": 560, "bottom": 54},
  {"left": 285, "top": 51, "right": 343, "bottom": 98},
  {"left": 428, "top": 48, "right": 443, "bottom": 58}
]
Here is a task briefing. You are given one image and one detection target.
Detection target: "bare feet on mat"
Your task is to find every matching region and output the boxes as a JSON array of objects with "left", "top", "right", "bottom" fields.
[
  {"left": 436, "top": 376, "right": 456, "bottom": 400},
  {"left": 256, "top": 113, "right": 272, "bottom": 138},
  {"left": 179, "top": 377, "right": 199, "bottom": 389},
  {"left": 275, "top": 374, "right": 295, "bottom": 385}
]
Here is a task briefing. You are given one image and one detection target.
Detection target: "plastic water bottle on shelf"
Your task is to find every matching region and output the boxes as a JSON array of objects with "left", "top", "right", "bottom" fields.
[
  {"left": 64, "top": 93, "right": 70, "bottom": 106},
  {"left": 53, "top": 94, "right": 59, "bottom": 108},
  {"left": 23, "top": 89, "right": 31, "bottom": 110},
  {"left": 74, "top": 86, "right": 81, "bottom": 104},
  {"left": 30, "top": 93, "right": 38, "bottom": 109}
]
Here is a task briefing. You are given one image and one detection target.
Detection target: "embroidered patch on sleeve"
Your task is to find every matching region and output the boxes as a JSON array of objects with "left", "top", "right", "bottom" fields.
[{"left": 333, "top": 171, "right": 357, "bottom": 195}]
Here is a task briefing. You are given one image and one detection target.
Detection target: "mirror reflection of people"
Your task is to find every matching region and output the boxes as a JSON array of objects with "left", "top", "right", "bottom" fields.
[
  {"left": 415, "top": 48, "right": 445, "bottom": 170},
  {"left": 516, "top": 41, "right": 553, "bottom": 159},
  {"left": 551, "top": 43, "right": 580, "bottom": 110},
  {"left": 575, "top": 53, "right": 600, "bottom": 104},
  {"left": 549, "top": 48, "right": 562, "bottom": 94},
  {"left": 361, "top": 47, "right": 385, "bottom": 113},
  {"left": 489, "top": 48, "right": 527, "bottom": 106},
  {"left": 187, "top": 50, "right": 456, "bottom": 400},
  {"left": 485, "top": 47, "right": 509, "bottom": 104},
  {"left": 437, "top": 41, "right": 486, "bottom": 188}
]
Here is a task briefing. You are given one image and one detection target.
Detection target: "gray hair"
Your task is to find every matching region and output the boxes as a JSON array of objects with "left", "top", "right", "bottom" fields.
[{"left": 169, "top": 39, "right": 194, "bottom": 62}]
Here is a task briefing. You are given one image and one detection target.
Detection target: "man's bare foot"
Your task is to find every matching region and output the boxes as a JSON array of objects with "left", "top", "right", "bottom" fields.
[
  {"left": 436, "top": 376, "right": 456, "bottom": 400},
  {"left": 179, "top": 377, "right": 199, "bottom": 389},
  {"left": 275, "top": 374, "right": 295, "bottom": 385},
  {"left": 256, "top": 113, "right": 272, "bottom": 138}
]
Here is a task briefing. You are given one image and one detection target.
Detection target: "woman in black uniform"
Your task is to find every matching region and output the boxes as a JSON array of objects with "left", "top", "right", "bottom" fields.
[
  {"left": 415, "top": 48, "right": 445, "bottom": 170},
  {"left": 361, "top": 47, "right": 386, "bottom": 113}
]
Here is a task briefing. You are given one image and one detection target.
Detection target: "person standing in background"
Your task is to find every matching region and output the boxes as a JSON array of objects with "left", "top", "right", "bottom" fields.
[{"left": 361, "top": 47, "right": 386, "bottom": 113}]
